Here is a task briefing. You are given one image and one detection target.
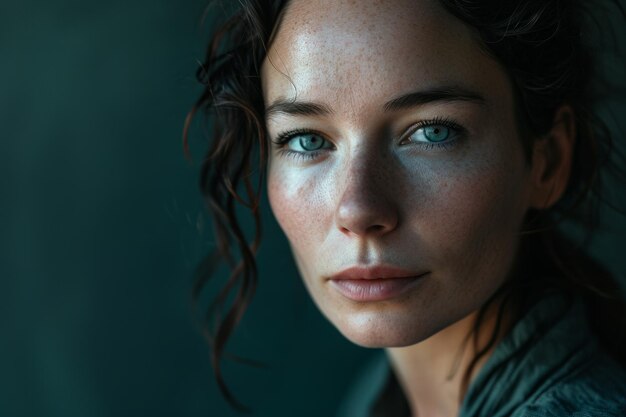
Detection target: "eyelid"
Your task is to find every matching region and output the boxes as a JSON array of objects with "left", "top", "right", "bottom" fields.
[
  {"left": 271, "top": 128, "right": 332, "bottom": 146},
  {"left": 400, "top": 116, "right": 466, "bottom": 144}
]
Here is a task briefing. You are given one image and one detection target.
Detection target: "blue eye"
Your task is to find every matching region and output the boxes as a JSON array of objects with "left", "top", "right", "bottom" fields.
[
  {"left": 297, "top": 133, "right": 326, "bottom": 151},
  {"left": 271, "top": 129, "right": 333, "bottom": 162},
  {"left": 408, "top": 125, "right": 452, "bottom": 143}
]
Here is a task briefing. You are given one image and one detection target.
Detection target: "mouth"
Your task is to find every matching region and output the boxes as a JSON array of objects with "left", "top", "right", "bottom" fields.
[{"left": 329, "top": 272, "right": 429, "bottom": 302}]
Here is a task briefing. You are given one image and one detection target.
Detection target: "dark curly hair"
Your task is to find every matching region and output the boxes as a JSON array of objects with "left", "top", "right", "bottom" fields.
[{"left": 183, "top": 0, "right": 626, "bottom": 412}]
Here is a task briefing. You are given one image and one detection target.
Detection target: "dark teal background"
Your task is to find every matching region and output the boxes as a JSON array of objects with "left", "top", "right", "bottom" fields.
[{"left": 1, "top": 1, "right": 625, "bottom": 416}]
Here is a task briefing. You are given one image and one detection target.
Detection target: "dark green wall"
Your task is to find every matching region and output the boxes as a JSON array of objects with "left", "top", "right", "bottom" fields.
[{"left": 1, "top": 1, "right": 625, "bottom": 416}]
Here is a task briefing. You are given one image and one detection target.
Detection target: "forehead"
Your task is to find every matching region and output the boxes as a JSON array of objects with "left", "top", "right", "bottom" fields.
[{"left": 261, "top": 0, "right": 510, "bottom": 117}]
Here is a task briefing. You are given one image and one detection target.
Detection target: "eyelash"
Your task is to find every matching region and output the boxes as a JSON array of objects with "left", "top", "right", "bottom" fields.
[
  {"left": 271, "top": 116, "right": 466, "bottom": 162},
  {"left": 402, "top": 116, "right": 466, "bottom": 149}
]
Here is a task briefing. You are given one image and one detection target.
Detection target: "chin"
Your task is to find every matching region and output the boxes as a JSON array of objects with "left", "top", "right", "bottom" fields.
[{"left": 331, "top": 310, "right": 441, "bottom": 348}]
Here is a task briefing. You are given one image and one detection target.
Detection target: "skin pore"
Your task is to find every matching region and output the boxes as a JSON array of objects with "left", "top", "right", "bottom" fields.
[{"left": 261, "top": 0, "right": 574, "bottom": 416}]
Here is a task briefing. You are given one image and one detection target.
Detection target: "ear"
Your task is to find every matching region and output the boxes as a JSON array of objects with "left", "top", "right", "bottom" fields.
[{"left": 529, "top": 105, "right": 576, "bottom": 209}]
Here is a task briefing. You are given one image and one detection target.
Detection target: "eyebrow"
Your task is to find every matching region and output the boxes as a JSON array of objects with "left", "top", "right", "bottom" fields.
[{"left": 265, "top": 86, "right": 487, "bottom": 118}]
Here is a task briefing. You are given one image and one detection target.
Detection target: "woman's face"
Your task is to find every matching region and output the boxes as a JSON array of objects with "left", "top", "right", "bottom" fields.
[{"left": 262, "top": 0, "right": 536, "bottom": 347}]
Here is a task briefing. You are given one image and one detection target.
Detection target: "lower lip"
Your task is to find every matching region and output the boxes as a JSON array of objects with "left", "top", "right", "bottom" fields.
[{"left": 329, "top": 274, "right": 427, "bottom": 302}]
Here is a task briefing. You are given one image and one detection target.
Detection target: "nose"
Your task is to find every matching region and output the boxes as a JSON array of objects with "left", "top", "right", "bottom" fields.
[{"left": 335, "top": 150, "right": 400, "bottom": 238}]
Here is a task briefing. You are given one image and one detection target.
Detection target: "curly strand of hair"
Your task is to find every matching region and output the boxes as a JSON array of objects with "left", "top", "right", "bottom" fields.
[
  {"left": 182, "top": 2, "right": 274, "bottom": 410},
  {"left": 198, "top": 149, "right": 262, "bottom": 412}
]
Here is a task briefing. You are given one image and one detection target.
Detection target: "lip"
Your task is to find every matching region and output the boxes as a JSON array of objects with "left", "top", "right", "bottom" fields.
[
  {"left": 328, "top": 265, "right": 429, "bottom": 302},
  {"left": 330, "top": 265, "right": 428, "bottom": 280}
]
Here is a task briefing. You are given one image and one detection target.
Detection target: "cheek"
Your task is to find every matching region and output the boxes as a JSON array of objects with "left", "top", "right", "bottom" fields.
[
  {"left": 267, "top": 164, "right": 325, "bottom": 252},
  {"left": 417, "top": 143, "right": 530, "bottom": 283},
  {"left": 267, "top": 164, "right": 337, "bottom": 290}
]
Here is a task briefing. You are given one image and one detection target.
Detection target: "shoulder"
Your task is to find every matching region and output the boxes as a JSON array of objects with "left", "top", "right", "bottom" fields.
[
  {"left": 512, "top": 352, "right": 626, "bottom": 417},
  {"left": 460, "top": 292, "right": 626, "bottom": 417}
]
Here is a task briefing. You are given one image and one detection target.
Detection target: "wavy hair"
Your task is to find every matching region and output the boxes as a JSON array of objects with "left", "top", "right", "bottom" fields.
[{"left": 183, "top": 0, "right": 626, "bottom": 412}]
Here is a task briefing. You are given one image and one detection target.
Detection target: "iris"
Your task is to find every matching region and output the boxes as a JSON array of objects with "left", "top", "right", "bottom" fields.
[
  {"left": 419, "top": 125, "right": 450, "bottom": 143},
  {"left": 299, "top": 134, "right": 325, "bottom": 151}
]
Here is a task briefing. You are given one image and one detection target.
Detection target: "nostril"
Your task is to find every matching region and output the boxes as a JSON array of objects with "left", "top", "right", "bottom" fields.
[
  {"left": 341, "top": 223, "right": 390, "bottom": 237},
  {"left": 368, "top": 224, "right": 386, "bottom": 233}
]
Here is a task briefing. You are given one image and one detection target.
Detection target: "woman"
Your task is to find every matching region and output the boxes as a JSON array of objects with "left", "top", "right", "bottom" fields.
[{"left": 184, "top": 0, "right": 626, "bottom": 415}]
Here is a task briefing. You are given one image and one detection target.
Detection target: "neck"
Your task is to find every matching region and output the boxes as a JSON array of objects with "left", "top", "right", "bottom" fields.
[{"left": 385, "top": 296, "right": 513, "bottom": 417}]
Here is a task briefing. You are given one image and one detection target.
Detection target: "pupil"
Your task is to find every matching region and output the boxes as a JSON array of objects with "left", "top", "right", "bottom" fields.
[{"left": 302, "top": 134, "right": 322, "bottom": 150}]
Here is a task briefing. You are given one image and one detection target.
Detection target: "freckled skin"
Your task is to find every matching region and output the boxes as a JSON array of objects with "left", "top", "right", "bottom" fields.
[{"left": 262, "top": 0, "right": 536, "bottom": 347}]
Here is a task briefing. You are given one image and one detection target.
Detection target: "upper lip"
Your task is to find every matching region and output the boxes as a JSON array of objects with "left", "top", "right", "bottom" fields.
[{"left": 329, "top": 265, "right": 429, "bottom": 280}]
